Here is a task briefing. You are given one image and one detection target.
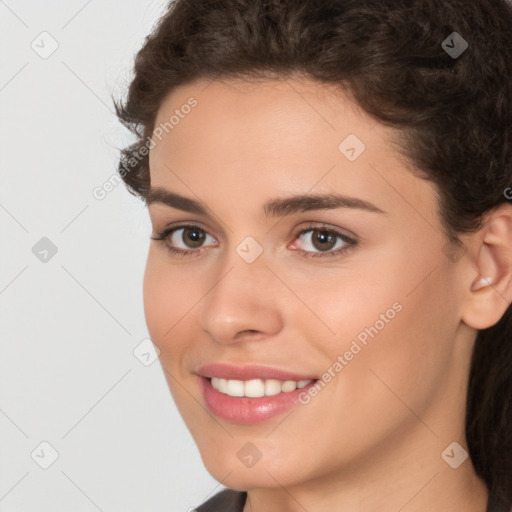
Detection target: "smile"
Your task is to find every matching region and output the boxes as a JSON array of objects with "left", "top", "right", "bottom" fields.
[{"left": 210, "top": 377, "right": 314, "bottom": 398}]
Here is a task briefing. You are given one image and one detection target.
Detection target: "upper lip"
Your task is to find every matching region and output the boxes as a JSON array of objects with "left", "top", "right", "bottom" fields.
[{"left": 197, "top": 363, "right": 318, "bottom": 382}]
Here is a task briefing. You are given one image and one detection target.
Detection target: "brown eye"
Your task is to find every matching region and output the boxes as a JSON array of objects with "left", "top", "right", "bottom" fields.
[
  {"left": 311, "top": 229, "right": 337, "bottom": 251},
  {"left": 292, "top": 226, "right": 357, "bottom": 258},
  {"left": 151, "top": 224, "right": 217, "bottom": 254},
  {"left": 181, "top": 226, "right": 206, "bottom": 248}
]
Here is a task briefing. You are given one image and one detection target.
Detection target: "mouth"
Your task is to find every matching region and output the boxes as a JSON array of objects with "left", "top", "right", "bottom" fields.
[{"left": 197, "top": 363, "right": 320, "bottom": 424}]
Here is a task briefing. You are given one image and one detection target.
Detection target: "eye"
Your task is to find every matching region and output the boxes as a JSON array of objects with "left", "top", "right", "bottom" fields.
[
  {"left": 290, "top": 225, "right": 357, "bottom": 258},
  {"left": 151, "top": 224, "right": 217, "bottom": 257},
  {"left": 151, "top": 223, "right": 357, "bottom": 260}
]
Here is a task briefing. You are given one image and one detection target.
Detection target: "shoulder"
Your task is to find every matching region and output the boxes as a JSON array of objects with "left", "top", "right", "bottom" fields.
[{"left": 194, "top": 489, "right": 247, "bottom": 512}]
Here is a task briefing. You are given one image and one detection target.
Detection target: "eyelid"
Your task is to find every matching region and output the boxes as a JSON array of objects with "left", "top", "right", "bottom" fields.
[
  {"left": 150, "top": 222, "right": 218, "bottom": 257},
  {"left": 293, "top": 222, "right": 357, "bottom": 242},
  {"left": 290, "top": 223, "right": 358, "bottom": 258}
]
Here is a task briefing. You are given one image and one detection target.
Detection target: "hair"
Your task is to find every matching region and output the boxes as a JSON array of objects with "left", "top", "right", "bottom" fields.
[{"left": 113, "top": 0, "right": 512, "bottom": 506}]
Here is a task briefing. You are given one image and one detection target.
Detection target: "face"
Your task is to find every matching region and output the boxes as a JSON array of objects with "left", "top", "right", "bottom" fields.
[{"left": 144, "top": 77, "right": 472, "bottom": 492}]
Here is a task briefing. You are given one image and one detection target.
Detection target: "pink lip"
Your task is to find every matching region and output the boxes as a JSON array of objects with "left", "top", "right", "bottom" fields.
[
  {"left": 197, "top": 363, "right": 318, "bottom": 382},
  {"left": 197, "top": 363, "right": 319, "bottom": 424}
]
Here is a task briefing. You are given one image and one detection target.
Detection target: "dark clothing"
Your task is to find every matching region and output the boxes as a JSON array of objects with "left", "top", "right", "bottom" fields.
[
  {"left": 195, "top": 490, "right": 247, "bottom": 512},
  {"left": 195, "top": 489, "right": 511, "bottom": 512}
]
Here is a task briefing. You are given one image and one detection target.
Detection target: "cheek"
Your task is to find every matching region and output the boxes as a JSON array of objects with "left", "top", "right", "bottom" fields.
[
  {"left": 296, "top": 251, "right": 458, "bottom": 419},
  {"left": 142, "top": 252, "right": 200, "bottom": 410},
  {"left": 332, "top": 272, "right": 457, "bottom": 426},
  {"left": 142, "top": 250, "right": 193, "bottom": 350},
  {"left": 143, "top": 254, "right": 167, "bottom": 340}
]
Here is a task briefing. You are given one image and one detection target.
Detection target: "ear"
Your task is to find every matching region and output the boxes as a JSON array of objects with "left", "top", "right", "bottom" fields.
[{"left": 461, "top": 203, "right": 512, "bottom": 330}]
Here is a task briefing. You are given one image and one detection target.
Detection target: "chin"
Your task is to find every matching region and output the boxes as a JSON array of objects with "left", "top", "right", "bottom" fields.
[
  {"left": 199, "top": 440, "right": 307, "bottom": 491},
  {"left": 204, "top": 461, "right": 282, "bottom": 491}
]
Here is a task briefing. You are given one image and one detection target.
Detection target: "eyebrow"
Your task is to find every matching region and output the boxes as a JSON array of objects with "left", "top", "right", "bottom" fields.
[{"left": 145, "top": 187, "right": 386, "bottom": 217}]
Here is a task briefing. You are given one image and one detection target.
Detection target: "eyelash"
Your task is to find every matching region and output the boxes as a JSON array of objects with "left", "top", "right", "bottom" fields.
[{"left": 150, "top": 223, "right": 358, "bottom": 260}]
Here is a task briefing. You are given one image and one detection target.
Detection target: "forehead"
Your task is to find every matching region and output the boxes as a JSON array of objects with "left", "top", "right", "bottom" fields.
[
  {"left": 152, "top": 76, "right": 373, "bottom": 146},
  {"left": 147, "top": 77, "right": 435, "bottom": 223},
  {"left": 150, "top": 76, "right": 398, "bottom": 173}
]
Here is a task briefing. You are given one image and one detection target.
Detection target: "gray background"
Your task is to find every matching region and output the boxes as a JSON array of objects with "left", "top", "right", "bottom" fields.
[{"left": 0, "top": 1, "right": 222, "bottom": 510}]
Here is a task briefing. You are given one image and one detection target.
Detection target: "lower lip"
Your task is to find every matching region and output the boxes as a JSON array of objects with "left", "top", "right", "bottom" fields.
[{"left": 201, "top": 377, "right": 318, "bottom": 424}]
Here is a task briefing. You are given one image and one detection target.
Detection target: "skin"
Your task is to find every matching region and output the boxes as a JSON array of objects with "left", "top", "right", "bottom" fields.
[{"left": 143, "top": 76, "right": 512, "bottom": 511}]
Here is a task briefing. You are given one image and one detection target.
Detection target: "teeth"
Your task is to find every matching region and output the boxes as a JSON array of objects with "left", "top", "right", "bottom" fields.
[
  {"left": 245, "top": 379, "right": 265, "bottom": 397},
  {"left": 282, "top": 380, "right": 297, "bottom": 392},
  {"left": 226, "top": 379, "right": 244, "bottom": 397},
  {"left": 264, "top": 379, "right": 282, "bottom": 396},
  {"left": 210, "top": 377, "right": 314, "bottom": 398}
]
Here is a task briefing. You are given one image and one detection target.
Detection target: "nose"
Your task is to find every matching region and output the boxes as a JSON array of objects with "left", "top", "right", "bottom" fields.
[{"left": 200, "top": 248, "right": 284, "bottom": 345}]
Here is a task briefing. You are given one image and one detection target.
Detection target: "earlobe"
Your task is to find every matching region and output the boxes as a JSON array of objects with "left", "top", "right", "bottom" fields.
[{"left": 461, "top": 203, "right": 512, "bottom": 330}]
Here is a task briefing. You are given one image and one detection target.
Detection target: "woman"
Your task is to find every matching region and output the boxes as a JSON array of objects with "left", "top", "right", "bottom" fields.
[{"left": 113, "top": 0, "right": 512, "bottom": 510}]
